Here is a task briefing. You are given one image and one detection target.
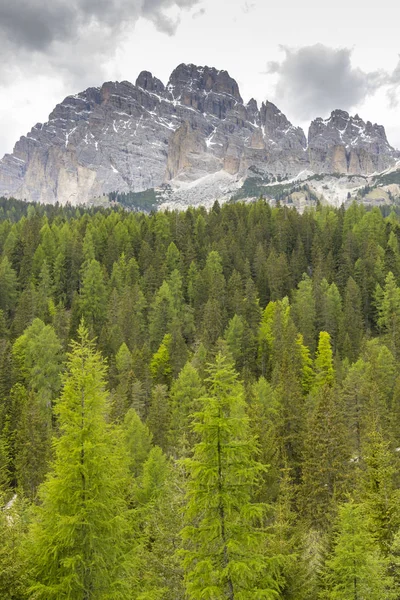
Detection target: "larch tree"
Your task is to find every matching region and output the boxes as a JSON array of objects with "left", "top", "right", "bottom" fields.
[
  {"left": 292, "top": 274, "right": 317, "bottom": 355},
  {"left": 168, "top": 361, "right": 204, "bottom": 458},
  {"left": 11, "top": 318, "right": 64, "bottom": 498},
  {"left": 322, "top": 502, "right": 393, "bottom": 600},
  {"left": 314, "top": 331, "right": 335, "bottom": 389},
  {"left": 26, "top": 323, "right": 136, "bottom": 599},
  {"left": 181, "top": 352, "right": 280, "bottom": 600},
  {"left": 360, "top": 427, "right": 400, "bottom": 554}
]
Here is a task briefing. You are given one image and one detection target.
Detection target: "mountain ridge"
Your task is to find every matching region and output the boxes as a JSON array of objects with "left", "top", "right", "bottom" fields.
[{"left": 0, "top": 63, "right": 398, "bottom": 206}]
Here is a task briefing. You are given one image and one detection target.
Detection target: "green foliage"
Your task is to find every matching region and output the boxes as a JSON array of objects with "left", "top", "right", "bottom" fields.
[
  {"left": 376, "top": 271, "right": 400, "bottom": 357},
  {"left": 300, "top": 385, "right": 351, "bottom": 528},
  {"left": 26, "top": 324, "right": 136, "bottom": 599},
  {"left": 79, "top": 259, "right": 108, "bottom": 335},
  {"left": 314, "top": 331, "right": 334, "bottom": 388},
  {"left": 292, "top": 274, "right": 317, "bottom": 354},
  {"left": 2, "top": 197, "right": 400, "bottom": 597},
  {"left": 169, "top": 361, "right": 204, "bottom": 457},
  {"left": 0, "top": 493, "right": 28, "bottom": 598},
  {"left": 360, "top": 428, "right": 400, "bottom": 553},
  {"left": 181, "top": 352, "right": 280, "bottom": 599},
  {"left": 0, "top": 256, "right": 18, "bottom": 316},
  {"left": 322, "top": 502, "right": 394, "bottom": 600}
]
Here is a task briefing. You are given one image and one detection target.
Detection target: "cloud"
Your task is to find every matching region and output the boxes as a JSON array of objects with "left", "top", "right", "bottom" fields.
[
  {"left": 0, "top": 0, "right": 202, "bottom": 86},
  {"left": 192, "top": 7, "right": 206, "bottom": 18},
  {"left": 387, "top": 56, "right": 400, "bottom": 108},
  {"left": 242, "top": 2, "right": 256, "bottom": 13},
  {"left": 0, "top": 0, "right": 201, "bottom": 49},
  {"left": 266, "top": 44, "right": 388, "bottom": 120}
]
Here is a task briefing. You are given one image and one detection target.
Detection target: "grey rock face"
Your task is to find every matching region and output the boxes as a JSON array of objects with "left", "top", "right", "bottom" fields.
[
  {"left": 308, "top": 110, "right": 396, "bottom": 174},
  {"left": 0, "top": 66, "right": 397, "bottom": 205}
]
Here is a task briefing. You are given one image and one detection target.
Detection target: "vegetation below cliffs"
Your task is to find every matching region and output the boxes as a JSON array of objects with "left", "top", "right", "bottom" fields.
[{"left": 1, "top": 197, "right": 400, "bottom": 598}]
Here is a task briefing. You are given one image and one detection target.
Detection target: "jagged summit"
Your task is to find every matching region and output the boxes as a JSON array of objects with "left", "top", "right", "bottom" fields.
[
  {"left": 167, "top": 63, "right": 242, "bottom": 101},
  {"left": 0, "top": 63, "right": 397, "bottom": 206},
  {"left": 308, "top": 109, "right": 394, "bottom": 174},
  {"left": 135, "top": 71, "right": 165, "bottom": 94},
  {"left": 309, "top": 109, "right": 392, "bottom": 150}
]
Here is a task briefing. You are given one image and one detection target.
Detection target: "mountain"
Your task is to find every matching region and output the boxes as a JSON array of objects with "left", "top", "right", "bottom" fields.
[{"left": 0, "top": 64, "right": 398, "bottom": 207}]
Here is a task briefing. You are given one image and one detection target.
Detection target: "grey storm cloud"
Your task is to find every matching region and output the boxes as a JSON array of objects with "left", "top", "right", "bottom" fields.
[
  {"left": 267, "top": 44, "right": 395, "bottom": 120},
  {"left": 0, "top": 0, "right": 201, "bottom": 86},
  {"left": 0, "top": 0, "right": 200, "bottom": 50}
]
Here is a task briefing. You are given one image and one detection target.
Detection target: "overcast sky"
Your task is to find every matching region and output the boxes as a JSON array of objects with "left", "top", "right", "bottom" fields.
[{"left": 1, "top": 0, "right": 400, "bottom": 157}]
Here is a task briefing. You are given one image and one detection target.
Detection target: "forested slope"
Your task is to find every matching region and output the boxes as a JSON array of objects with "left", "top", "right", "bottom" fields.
[{"left": 1, "top": 196, "right": 400, "bottom": 598}]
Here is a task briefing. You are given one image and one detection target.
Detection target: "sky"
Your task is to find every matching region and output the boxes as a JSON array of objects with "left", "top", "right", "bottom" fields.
[{"left": 0, "top": 0, "right": 400, "bottom": 157}]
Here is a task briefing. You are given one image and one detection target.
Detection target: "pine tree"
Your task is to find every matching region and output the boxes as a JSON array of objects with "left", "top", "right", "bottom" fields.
[
  {"left": 146, "top": 384, "right": 170, "bottom": 452},
  {"left": 122, "top": 408, "right": 153, "bottom": 478},
  {"left": 0, "top": 493, "right": 28, "bottom": 599},
  {"left": 322, "top": 282, "right": 343, "bottom": 352},
  {"left": 181, "top": 352, "right": 280, "bottom": 599},
  {"left": 0, "top": 432, "right": 10, "bottom": 491},
  {"left": 150, "top": 334, "right": 172, "bottom": 387},
  {"left": 314, "top": 331, "right": 334, "bottom": 388},
  {"left": 26, "top": 324, "right": 136, "bottom": 599},
  {"left": 339, "top": 277, "right": 364, "bottom": 362},
  {"left": 224, "top": 314, "right": 245, "bottom": 370},
  {"left": 300, "top": 384, "right": 351, "bottom": 529},
  {"left": 134, "top": 447, "right": 185, "bottom": 600},
  {"left": 168, "top": 361, "right": 204, "bottom": 458},
  {"left": 375, "top": 272, "right": 400, "bottom": 358},
  {"left": 322, "top": 502, "right": 393, "bottom": 600},
  {"left": 248, "top": 376, "right": 281, "bottom": 503},
  {"left": 11, "top": 319, "right": 64, "bottom": 497},
  {"left": 0, "top": 256, "right": 18, "bottom": 317},
  {"left": 360, "top": 427, "right": 400, "bottom": 554},
  {"left": 292, "top": 274, "right": 316, "bottom": 354},
  {"left": 79, "top": 259, "right": 108, "bottom": 337}
]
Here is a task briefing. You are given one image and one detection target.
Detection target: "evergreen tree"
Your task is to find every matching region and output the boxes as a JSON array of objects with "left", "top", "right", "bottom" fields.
[
  {"left": 248, "top": 376, "right": 281, "bottom": 503},
  {"left": 0, "top": 493, "right": 27, "bottom": 599},
  {"left": 292, "top": 274, "right": 316, "bottom": 354},
  {"left": 181, "top": 352, "right": 280, "bottom": 599},
  {"left": 26, "top": 324, "right": 136, "bottom": 599},
  {"left": 300, "top": 384, "right": 351, "bottom": 529},
  {"left": 360, "top": 427, "right": 400, "bottom": 554},
  {"left": 146, "top": 384, "right": 170, "bottom": 452},
  {"left": 339, "top": 277, "right": 364, "bottom": 362},
  {"left": 322, "top": 502, "right": 393, "bottom": 600},
  {"left": 134, "top": 447, "right": 185, "bottom": 600},
  {"left": 314, "top": 331, "right": 335, "bottom": 388},
  {"left": 122, "top": 408, "right": 153, "bottom": 478},
  {"left": 375, "top": 271, "right": 400, "bottom": 358},
  {"left": 150, "top": 334, "right": 172, "bottom": 387},
  {"left": 0, "top": 256, "right": 18, "bottom": 317},
  {"left": 79, "top": 259, "right": 108, "bottom": 337},
  {"left": 168, "top": 362, "right": 204, "bottom": 457}
]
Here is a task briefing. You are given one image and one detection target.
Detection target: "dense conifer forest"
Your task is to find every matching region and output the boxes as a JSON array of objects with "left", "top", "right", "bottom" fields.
[{"left": 2, "top": 196, "right": 400, "bottom": 598}]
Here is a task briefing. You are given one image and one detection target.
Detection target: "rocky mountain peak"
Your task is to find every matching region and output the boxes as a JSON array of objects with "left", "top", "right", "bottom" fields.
[
  {"left": 308, "top": 109, "right": 396, "bottom": 174},
  {"left": 309, "top": 110, "right": 392, "bottom": 150},
  {"left": 135, "top": 71, "right": 165, "bottom": 94},
  {"left": 48, "top": 87, "right": 101, "bottom": 121},
  {"left": 246, "top": 98, "right": 258, "bottom": 112},
  {"left": 246, "top": 98, "right": 259, "bottom": 127},
  {"left": 167, "top": 63, "right": 242, "bottom": 104},
  {"left": 260, "top": 101, "right": 307, "bottom": 149},
  {"left": 261, "top": 101, "right": 291, "bottom": 130}
]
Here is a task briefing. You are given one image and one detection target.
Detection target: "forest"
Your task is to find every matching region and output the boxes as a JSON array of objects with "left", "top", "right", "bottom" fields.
[{"left": 1, "top": 196, "right": 400, "bottom": 598}]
